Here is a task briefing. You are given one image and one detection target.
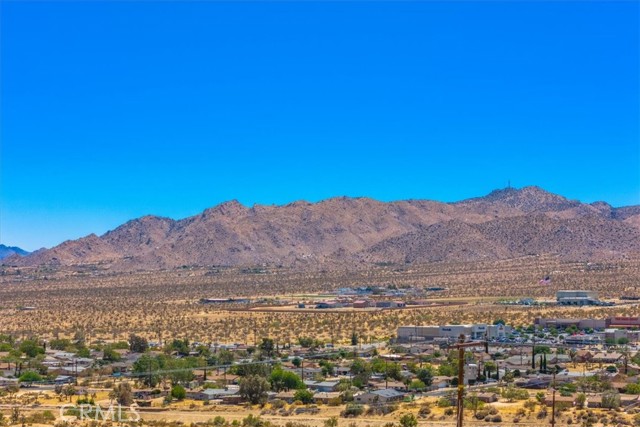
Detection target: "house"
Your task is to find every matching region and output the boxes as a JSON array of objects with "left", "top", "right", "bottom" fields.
[
  {"left": 355, "top": 389, "right": 405, "bottom": 404},
  {"left": 274, "top": 390, "right": 297, "bottom": 403},
  {"left": 111, "top": 362, "right": 131, "bottom": 374},
  {"left": 305, "top": 381, "right": 339, "bottom": 392},
  {"left": 592, "top": 352, "right": 623, "bottom": 364},
  {"left": 371, "top": 379, "right": 406, "bottom": 391},
  {"left": 133, "top": 389, "right": 166, "bottom": 407},
  {"left": 620, "top": 395, "right": 640, "bottom": 406},
  {"left": 313, "top": 392, "right": 342, "bottom": 404},
  {"left": 611, "top": 381, "right": 629, "bottom": 393},
  {"left": 549, "top": 354, "right": 572, "bottom": 365},
  {"left": 575, "top": 350, "right": 594, "bottom": 363},
  {"left": 221, "top": 394, "right": 243, "bottom": 404},
  {"left": 186, "top": 388, "right": 238, "bottom": 401},
  {"left": 54, "top": 375, "right": 74, "bottom": 385},
  {"left": 133, "top": 389, "right": 166, "bottom": 400},
  {"left": 627, "top": 364, "right": 640, "bottom": 375},
  {"left": 545, "top": 394, "right": 575, "bottom": 408},
  {"left": 335, "top": 366, "right": 351, "bottom": 376},
  {"left": 354, "top": 346, "right": 377, "bottom": 357},
  {"left": 42, "top": 355, "right": 61, "bottom": 367},
  {"left": 429, "top": 376, "right": 450, "bottom": 390},
  {"left": 288, "top": 366, "right": 323, "bottom": 380},
  {"left": 515, "top": 377, "right": 552, "bottom": 389},
  {"left": 587, "top": 395, "right": 603, "bottom": 408},
  {"left": 476, "top": 392, "right": 498, "bottom": 403},
  {"left": 203, "top": 372, "right": 240, "bottom": 386}
]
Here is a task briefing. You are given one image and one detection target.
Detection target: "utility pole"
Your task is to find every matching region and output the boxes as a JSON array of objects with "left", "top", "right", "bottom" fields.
[
  {"left": 532, "top": 326, "right": 537, "bottom": 370},
  {"left": 550, "top": 370, "right": 557, "bottom": 427},
  {"left": 385, "top": 360, "right": 388, "bottom": 389},
  {"left": 450, "top": 334, "right": 490, "bottom": 427},
  {"left": 147, "top": 359, "right": 152, "bottom": 387},
  {"left": 253, "top": 319, "right": 258, "bottom": 348},
  {"left": 456, "top": 336, "right": 465, "bottom": 427}
]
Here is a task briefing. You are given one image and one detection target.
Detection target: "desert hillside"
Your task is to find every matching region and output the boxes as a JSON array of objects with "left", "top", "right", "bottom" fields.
[{"left": 5, "top": 186, "right": 640, "bottom": 270}]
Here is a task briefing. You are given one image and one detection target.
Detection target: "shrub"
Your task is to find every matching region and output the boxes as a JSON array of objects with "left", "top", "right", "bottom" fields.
[
  {"left": 437, "top": 397, "right": 452, "bottom": 407},
  {"left": 271, "top": 399, "right": 286, "bottom": 409},
  {"left": 341, "top": 404, "right": 364, "bottom": 418},
  {"left": 171, "top": 385, "right": 186, "bottom": 400}
]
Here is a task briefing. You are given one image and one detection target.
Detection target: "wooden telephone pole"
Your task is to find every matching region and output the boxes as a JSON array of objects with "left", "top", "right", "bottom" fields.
[
  {"left": 450, "top": 334, "right": 490, "bottom": 427},
  {"left": 550, "top": 370, "right": 557, "bottom": 427}
]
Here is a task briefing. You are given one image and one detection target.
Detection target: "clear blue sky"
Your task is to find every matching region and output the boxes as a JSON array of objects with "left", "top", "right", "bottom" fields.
[{"left": 1, "top": 1, "right": 639, "bottom": 251}]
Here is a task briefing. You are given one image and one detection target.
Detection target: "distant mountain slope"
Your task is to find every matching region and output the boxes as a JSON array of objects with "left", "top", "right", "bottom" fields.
[
  {"left": 0, "top": 244, "right": 30, "bottom": 260},
  {"left": 363, "top": 215, "right": 640, "bottom": 264},
  {"left": 5, "top": 186, "right": 640, "bottom": 270}
]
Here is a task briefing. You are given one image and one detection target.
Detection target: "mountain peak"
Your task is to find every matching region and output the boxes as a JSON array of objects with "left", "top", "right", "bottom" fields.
[
  {"left": 0, "top": 244, "right": 30, "bottom": 260},
  {"left": 202, "top": 200, "right": 247, "bottom": 217},
  {"left": 466, "top": 186, "right": 577, "bottom": 213}
]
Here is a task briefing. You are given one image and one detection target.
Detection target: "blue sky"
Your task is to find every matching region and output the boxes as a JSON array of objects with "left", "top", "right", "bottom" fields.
[{"left": 1, "top": 1, "right": 639, "bottom": 251}]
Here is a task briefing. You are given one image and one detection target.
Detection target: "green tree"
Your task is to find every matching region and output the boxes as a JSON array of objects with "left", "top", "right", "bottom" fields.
[
  {"left": 298, "top": 337, "right": 314, "bottom": 348},
  {"left": 602, "top": 390, "right": 621, "bottom": 409},
  {"left": 409, "top": 379, "right": 426, "bottom": 391},
  {"left": 171, "top": 384, "right": 186, "bottom": 400},
  {"left": 259, "top": 338, "right": 275, "bottom": 358},
  {"left": 416, "top": 367, "right": 434, "bottom": 386},
  {"left": 113, "top": 382, "right": 133, "bottom": 406},
  {"left": 576, "top": 392, "right": 586, "bottom": 409},
  {"left": 103, "top": 346, "right": 122, "bottom": 362},
  {"left": 133, "top": 354, "right": 162, "bottom": 387},
  {"left": 166, "top": 338, "right": 190, "bottom": 356},
  {"left": 129, "top": 334, "right": 149, "bottom": 353},
  {"left": 49, "top": 339, "right": 72, "bottom": 351},
  {"left": 239, "top": 375, "right": 270, "bottom": 405},
  {"left": 217, "top": 349, "right": 235, "bottom": 366},
  {"left": 269, "top": 368, "right": 303, "bottom": 391},
  {"left": 351, "top": 332, "right": 359, "bottom": 346},
  {"left": 19, "top": 371, "right": 42, "bottom": 383},
  {"left": 19, "top": 340, "right": 44, "bottom": 358},
  {"left": 294, "top": 389, "right": 314, "bottom": 404}
]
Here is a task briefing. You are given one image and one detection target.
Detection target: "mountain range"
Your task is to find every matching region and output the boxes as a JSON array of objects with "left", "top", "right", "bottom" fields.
[
  {"left": 4, "top": 186, "right": 640, "bottom": 270},
  {"left": 0, "top": 245, "right": 29, "bottom": 260}
]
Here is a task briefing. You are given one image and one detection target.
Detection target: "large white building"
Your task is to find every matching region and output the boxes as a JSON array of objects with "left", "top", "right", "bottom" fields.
[{"left": 397, "top": 324, "right": 512, "bottom": 342}]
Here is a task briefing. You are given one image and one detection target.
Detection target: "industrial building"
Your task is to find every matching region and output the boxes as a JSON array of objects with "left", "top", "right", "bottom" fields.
[{"left": 396, "top": 324, "right": 512, "bottom": 342}]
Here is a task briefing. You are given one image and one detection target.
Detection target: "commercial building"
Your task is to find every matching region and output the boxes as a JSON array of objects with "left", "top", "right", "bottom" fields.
[
  {"left": 396, "top": 324, "right": 512, "bottom": 342},
  {"left": 535, "top": 318, "right": 607, "bottom": 330},
  {"left": 557, "top": 290, "right": 600, "bottom": 306},
  {"left": 606, "top": 317, "right": 640, "bottom": 329}
]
